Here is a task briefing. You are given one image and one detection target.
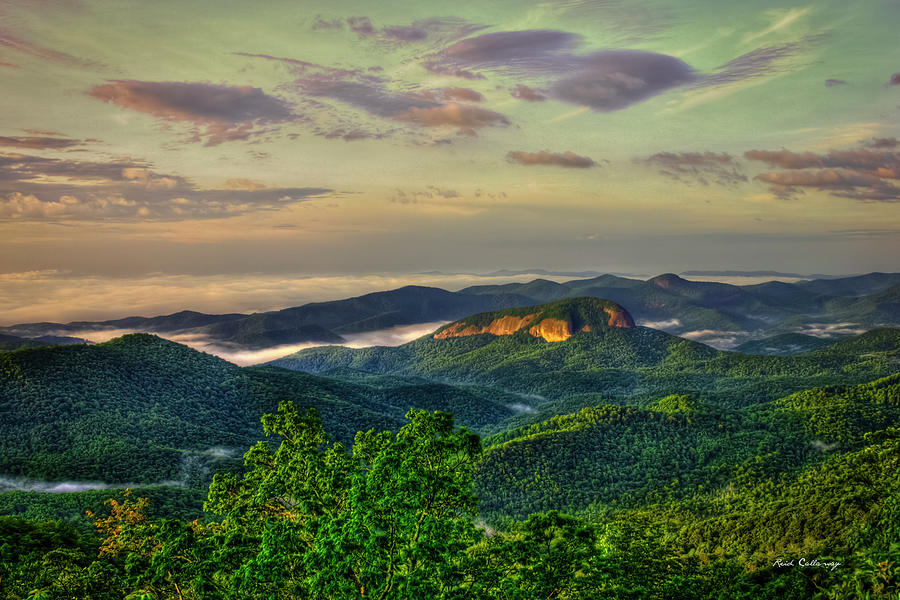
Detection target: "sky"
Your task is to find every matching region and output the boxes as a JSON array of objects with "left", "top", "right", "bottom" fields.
[{"left": 2, "top": 0, "right": 900, "bottom": 324}]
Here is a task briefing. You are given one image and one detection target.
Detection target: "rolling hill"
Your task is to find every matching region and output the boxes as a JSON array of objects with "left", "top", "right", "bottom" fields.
[
  {"left": 0, "top": 334, "right": 522, "bottom": 485},
  {"left": 474, "top": 373, "right": 900, "bottom": 549}
]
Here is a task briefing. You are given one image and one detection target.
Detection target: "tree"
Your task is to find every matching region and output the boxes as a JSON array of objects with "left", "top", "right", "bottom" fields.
[{"left": 203, "top": 402, "right": 483, "bottom": 599}]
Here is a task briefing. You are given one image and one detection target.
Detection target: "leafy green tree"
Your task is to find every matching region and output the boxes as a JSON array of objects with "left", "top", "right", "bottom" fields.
[{"left": 203, "top": 401, "right": 483, "bottom": 599}]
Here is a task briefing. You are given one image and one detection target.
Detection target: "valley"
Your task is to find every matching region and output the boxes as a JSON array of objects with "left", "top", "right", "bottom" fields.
[{"left": 1, "top": 276, "right": 899, "bottom": 597}]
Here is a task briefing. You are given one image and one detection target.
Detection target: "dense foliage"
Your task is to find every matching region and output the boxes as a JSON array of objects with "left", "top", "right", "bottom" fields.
[
  {"left": 0, "top": 405, "right": 612, "bottom": 599},
  {"left": 1, "top": 395, "right": 898, "bottom": 599},
  {"left": 2, "top": 293, "right": 899, "bottom": 598},
  {"left": 0, "top": 335, "right": 518, "bottom": 484}
]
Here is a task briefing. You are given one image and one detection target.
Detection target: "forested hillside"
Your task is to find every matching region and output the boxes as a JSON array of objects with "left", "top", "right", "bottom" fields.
[
  {"left": 0, "top": 334, "right": 519, "bottom": 485},
  {"left": 274, "top": 308, "right": 900, "bottom": 417},
  {"left": 476, "top": 374, "right": 900, "bottom": 519}
]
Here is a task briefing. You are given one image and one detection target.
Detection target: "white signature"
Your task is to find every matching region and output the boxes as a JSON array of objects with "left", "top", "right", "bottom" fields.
[{"left": 773, "top": 558, "right": 842, "bottom": 571}]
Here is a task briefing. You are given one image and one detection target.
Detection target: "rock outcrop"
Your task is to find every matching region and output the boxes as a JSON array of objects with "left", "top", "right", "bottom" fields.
[{"left": 433, "top": 297, "right": 634, "bottom": 343}]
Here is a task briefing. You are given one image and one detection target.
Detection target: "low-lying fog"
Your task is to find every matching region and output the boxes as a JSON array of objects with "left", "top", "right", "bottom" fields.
[{"left": 57, "top": 321, "right": 451, "bottom": 366}]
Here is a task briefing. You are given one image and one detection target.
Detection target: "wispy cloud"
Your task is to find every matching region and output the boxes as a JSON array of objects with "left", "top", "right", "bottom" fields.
[
  {"left": 637, "top": 152, "right": 747, "bottom": 187},
  {"left": 742, "top": 7, "right": 812, "bottom": 45},
  {"left": 0, "top": 135, "right": 88, "bottom": 150},
  {"left": 0, "top": 25, "right": 94, "bottom": 68},
  {"left": 316, "top": 15, "right": 485, "bottom": 46},
  {"left": 88, "top": 80, "right": 295, "bottom": 145}
]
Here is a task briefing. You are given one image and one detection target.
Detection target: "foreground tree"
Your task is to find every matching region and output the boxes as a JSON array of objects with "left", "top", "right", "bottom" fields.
[{"left": 203, "top": 402, "right": 486, "bottom": 599}]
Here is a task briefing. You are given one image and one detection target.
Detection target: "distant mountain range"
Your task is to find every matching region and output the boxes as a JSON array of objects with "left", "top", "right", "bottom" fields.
[
  {"left": 272, "top": 297, "right": 900, "bottom": 423},
  {"left": 2, "top": 271, "right": 899, "bottom": 354},
  {"left": 2, "top": 296, "right": 898, "bottom": 489}
]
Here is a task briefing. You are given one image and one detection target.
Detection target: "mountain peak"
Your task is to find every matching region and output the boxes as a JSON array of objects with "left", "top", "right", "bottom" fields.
[
  {"left": 648, "top": 273, "right": 687, "bottom": 289},
  {"left": 433, "top": 297, "right": 634, "bottom": 343}
]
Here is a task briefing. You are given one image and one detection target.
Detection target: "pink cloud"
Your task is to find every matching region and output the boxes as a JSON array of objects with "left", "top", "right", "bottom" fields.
[
  {"left": 507, "top": 150, "right": 595, "bottom": 168},
  {"left": 88, "top": 80, "right": 294, "bottom": 145}
]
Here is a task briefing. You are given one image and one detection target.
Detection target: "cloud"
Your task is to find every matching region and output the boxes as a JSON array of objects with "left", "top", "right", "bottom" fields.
[
  {"left": 424, "top": 30, "right": 694, "bottom": 111},
  {"left": 393, "top": 103, "right": 509, "bottom": 130},
  {"left": 680, "top": 329, "right": 742, "bottom": 349},
  {"left": 662, "top": 36, "right": 825, "bottom": 113},
  {"left": 868, "top": 138, "right": 899, "bottom": 149},
  {"left": 0, "top": 476, "right": 147, "bottom": 493},
  {"left": 224, "top": 178, "right": 267, "bottom": 191},
  {"left": 311, "top": 16, "right": 344, "bottom": 31},
  {"left": 0, "top": 188, "right": 331, "bottom": 221},
  {"left": 754, "top": 169, "right": 900, "bottom": 201},
  {"left": 302, "top": 79, "right": 438, "bottom": 118},
  {"left": 301, "top": 77, "right": 503, "bottom": 133},
  {"left": 0, "top": 153, "right": 165, "bottom": 183},
  {"left": 318, "top": 15, "right": 484, "bottom": 46},
  {"left": 551, "top": 50, "right": 695, "bottom": 111},
  {"left": 418, "top": 87, "right": 485, "bottom": 103},
  {"left": 506, "top": 150, "right": 595, "bottom": 168},
  {"left": 744, "top": 146, "right": 900, "bottom": 201},
  {"left": 382, "top": 25, "right": 428, "bottom": 42},
  {"left": 810, "top": 440, "right": 838, "bottom": 453},
  {"left": 88, "top": 321, "right": 451, "bottom": 366},
  {"left": 88, "top": 80, "right": 294, "bottom": 145},
  {"left": 421, "top": 62, "right": 485, "bottom": 80},
  {"left": 392, "top": 187, "right": 460, "bottom": 204},
  {"left": 0, "top": 26, "right": 92, "bottom": 67},
  {"left": 795, "top": 323, "right": 867, "bottom": 338},
  {"left": 0, "top": 152, "right": 332, "bottom": 221},
  {"left": 244, "top": 52, "right": 500, "bottom": 139},
  {"left": 741, "top": 7, "right": 812, "bottom": 45},
  {"left": 432, "top": 30, "right": 579, "bottom": 72},
  {"left": 638, "top": 151, "right": 747, "bottom": 186},
  {"left": 638, "top": 318, "right": 682, "bottom": 330},
  {"left": 755, "top": 169, "right": 885, "bottom": 188},
  {"left": 510, "top": 84, "right": 546, "bottom": 101},
  {"left": 697, "top": 38, "right": 818, "bottom": 88},
  {"left": 744, "top": 148, "right": 900, "bottom": 171},
  {"left": 825, "top": 78, "right": 847, "bottom": 87},
  {"left": 347, "top": 16, "right": 376, "bottom": 37},
  {"left": 0, "top": 136, "right": 86, "bottom": 150},
  {"left": 318, "top": 127, "right": 386, "bottom": 142}
]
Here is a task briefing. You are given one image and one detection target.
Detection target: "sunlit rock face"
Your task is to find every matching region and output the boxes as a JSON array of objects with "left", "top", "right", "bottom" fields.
[
  {"left": 528, "top": 318, "right": 573, "bottom": 342},
  {"left": 433, "top": 297, "right": 634, "bottom": 342},
  {"left": 604, "top": 309, "right": 634, "bottom": 328},
  {"left": 434, "top": 314, "right": 539, "bottom": 339}
]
